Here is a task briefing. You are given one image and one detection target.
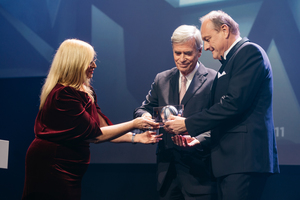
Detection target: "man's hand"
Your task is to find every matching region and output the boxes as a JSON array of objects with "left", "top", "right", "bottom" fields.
[
  {"left": 142, "top": 112, "right": 152, "bottom": 120},
  {"left": 164, "top": 115, "right": 187, "bottom": 134},
  {"left": 171, "top": 135, "right": 200, "bottom": 147}
]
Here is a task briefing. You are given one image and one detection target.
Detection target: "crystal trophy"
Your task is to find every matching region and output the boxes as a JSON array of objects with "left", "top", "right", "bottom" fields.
[{"left": 153, "top": 105, "right": 184, "bottom": 127}]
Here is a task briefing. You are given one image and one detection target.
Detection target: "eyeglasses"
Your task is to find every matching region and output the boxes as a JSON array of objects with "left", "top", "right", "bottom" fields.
[{"left": 89, "top": 58, "right": 97, "bottom": 66}]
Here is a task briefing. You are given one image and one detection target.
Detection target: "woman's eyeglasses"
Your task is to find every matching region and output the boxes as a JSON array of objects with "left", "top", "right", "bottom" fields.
[{"left": 89, "top": 58, "right": 97, "bottom": 66}]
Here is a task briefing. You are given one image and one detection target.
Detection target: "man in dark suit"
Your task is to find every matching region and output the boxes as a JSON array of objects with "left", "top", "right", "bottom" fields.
[
  {"left": 134, "top": 25, "right": 217, "bottom": 200},
  {"left": 165, "top": 10, "right": 280, "bottom": 200}
]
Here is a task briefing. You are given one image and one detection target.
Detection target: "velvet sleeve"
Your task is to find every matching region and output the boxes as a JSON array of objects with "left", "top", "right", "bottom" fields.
[{"left": 35, "top": 85, "right": 103, "bottom": 143}]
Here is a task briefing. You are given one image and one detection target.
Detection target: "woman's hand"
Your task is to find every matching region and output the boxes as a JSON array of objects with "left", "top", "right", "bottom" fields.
[
  {"left": 135, "top": 131, "right": 163, "bottom": 144},
  {"left": 133, "top": 117, "right": 159, "bottom": 130}
]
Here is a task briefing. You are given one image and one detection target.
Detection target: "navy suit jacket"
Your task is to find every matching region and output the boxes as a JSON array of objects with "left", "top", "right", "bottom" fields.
[
  {"left": 185, "top": 38, "right": 280, "bottom": 178},
  {"left": 134, "top": 62, "right": 216, "bottom": 194}
]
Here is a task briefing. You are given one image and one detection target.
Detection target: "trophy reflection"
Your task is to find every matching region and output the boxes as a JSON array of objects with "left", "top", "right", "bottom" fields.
[{"left": 153, "top": 105, "right": 184, "bottom": 127}]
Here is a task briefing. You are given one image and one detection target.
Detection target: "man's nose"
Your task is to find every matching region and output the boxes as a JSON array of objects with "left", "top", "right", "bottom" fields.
[
  {"left": 179, "top": 54, "right": 186, "bottom": 62},
  {"left": 204, "top": 42, "right": 210, "bottom": 51}
]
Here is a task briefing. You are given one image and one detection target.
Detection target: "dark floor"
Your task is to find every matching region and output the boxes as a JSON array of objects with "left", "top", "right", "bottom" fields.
[{"left": 81, "top": 164, "right": 300, "bottom": 200}]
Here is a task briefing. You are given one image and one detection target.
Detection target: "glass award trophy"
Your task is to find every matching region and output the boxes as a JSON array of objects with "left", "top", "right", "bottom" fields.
[{"left": 153, "top": 105, "right": 184, "bottom": 127}]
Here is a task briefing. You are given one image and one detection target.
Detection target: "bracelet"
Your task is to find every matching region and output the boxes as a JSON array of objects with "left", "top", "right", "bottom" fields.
[{"left": 132, "top": 133, "right": 137, "bottom": 144}]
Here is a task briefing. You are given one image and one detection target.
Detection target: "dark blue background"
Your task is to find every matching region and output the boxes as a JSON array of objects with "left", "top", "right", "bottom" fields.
[{"left": 1, "top": 0, "right": 300, "bottom": 199}]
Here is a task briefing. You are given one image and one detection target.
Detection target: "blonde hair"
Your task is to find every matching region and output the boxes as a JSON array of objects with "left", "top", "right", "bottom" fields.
[{"left": 39, "top": 39, "right": 96, "bottom": 110}]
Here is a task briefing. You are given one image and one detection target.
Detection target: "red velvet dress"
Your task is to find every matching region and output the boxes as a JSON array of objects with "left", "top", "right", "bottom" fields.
[{"left": 22, "top": 84, "right": 112, "bottom": 200}]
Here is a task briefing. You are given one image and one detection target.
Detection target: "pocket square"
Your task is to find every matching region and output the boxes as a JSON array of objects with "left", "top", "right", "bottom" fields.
[{"left": 218, "top": 71, "right": 226, "bottom": 78}]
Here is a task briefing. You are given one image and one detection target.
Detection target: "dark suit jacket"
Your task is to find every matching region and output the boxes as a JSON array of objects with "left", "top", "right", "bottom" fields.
[
  {"left": 134, "top": 62, "right": 217, "bottom": 194},
  {"left": 185, "top": 38, "right": 280, "bottom": 178}
]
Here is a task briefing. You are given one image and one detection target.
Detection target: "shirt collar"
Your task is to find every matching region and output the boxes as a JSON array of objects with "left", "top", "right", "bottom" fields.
[
  {"left": 223, "top": 37, "right": 242, "bottom": 60},
  {"left": 180, "top": 62, "right": 199, "bottom": 81}
]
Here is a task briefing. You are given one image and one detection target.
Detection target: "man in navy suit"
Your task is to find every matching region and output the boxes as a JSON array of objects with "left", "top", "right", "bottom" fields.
[
  {"left": 165, "top": 10, "right": 280, "bottom": 200},
  {"left": 134, "top": 25, "right": 217, "bottom": 200}
]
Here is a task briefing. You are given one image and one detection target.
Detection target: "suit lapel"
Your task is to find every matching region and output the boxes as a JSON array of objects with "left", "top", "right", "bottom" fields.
[
  {"left": 181, "top": 62, "right": 207, "bottom": 105},
  {"left": 226, "top": 37, "right": 249, "bottom": 63},
  {"left": 210, "top": 37, "right": 249, "bottom": 104},
  {"left": 169, "top": 70, "right": 180, "bottom": 105}
]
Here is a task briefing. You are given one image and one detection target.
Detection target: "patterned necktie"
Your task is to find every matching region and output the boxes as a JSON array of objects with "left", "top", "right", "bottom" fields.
[{"left": 180, "top": 76, "right": 187, "bottom": 104}]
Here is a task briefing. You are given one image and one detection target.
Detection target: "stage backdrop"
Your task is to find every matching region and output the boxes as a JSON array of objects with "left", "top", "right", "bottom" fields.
[{"left": 1, "top": 0, "right": 300, "bottom": 168}]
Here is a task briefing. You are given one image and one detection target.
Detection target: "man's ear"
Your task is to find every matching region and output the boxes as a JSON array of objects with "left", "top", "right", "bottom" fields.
[
  {"left": 198, "top": 47, "right": 202, "bottom": 57},
  {"left": 221, "top": 24, "right": 230, "bottom": 38}
]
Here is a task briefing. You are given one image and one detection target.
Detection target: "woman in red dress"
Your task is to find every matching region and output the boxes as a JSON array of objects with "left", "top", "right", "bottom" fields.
[{"left": 22, "top": 39, "right": 160, "bottom": 200}]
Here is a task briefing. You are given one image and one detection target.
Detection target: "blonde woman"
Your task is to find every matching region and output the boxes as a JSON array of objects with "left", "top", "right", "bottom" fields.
[{"left": 22, "top": 39, "right": 160, "bottom": 200}]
